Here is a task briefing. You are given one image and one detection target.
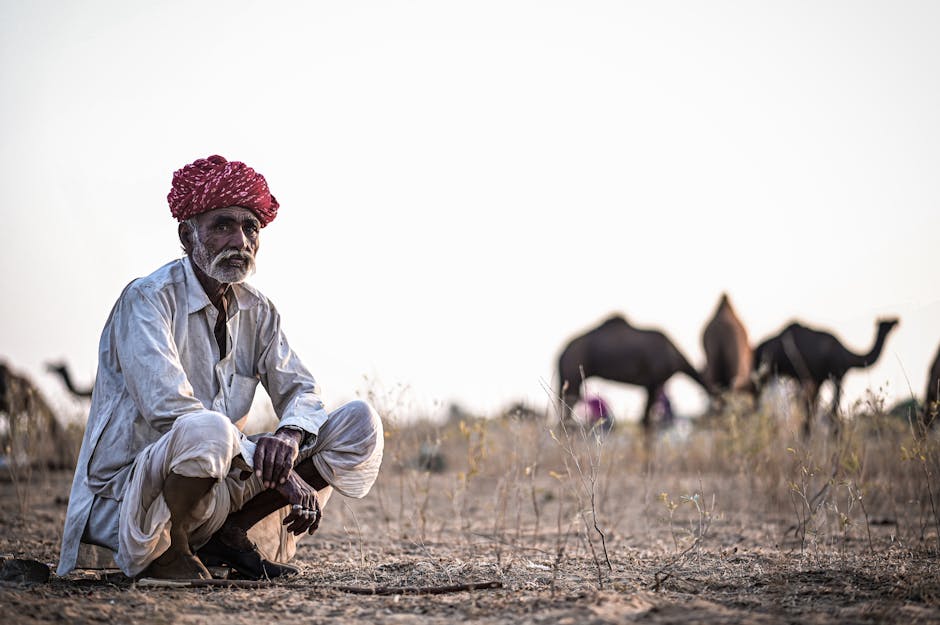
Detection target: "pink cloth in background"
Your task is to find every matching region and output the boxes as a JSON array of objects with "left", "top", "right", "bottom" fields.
[{"left": 584, "top": 395, "right": 612, "bottom": 424}]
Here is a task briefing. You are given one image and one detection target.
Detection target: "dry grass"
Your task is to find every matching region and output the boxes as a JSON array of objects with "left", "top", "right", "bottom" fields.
[{"left": 1, "top": 388, "right": 939, "bottom": 624}]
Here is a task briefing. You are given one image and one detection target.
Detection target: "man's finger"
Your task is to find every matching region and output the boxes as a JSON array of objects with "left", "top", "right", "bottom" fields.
[
  {"left": 254, "top": 442, "right": 270, "bottom": 484},
  {"left": 285, "top": 514, "right": 311, "bottom": 535},
  {"left": 283, "top": 510, "right": 307, "bottom": 533},
  {"left": 307, "top": 503, "right": 321, "bottom": 534},
  {"left": 269, "top": 450, "right": 283, "bottom": 486},
  {"left": 273, "top": 447, "right": 292, "bottom": 485},
  {"left": 261, "top": 441, "right": 279, "bottom": 487},
  {"left": 284, "top": 503, "right": 316, "bottom": 534}
]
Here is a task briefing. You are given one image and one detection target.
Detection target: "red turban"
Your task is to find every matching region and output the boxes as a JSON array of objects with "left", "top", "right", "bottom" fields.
[{"left": 167, "top": 155, "right": 279, "bottom": 226}]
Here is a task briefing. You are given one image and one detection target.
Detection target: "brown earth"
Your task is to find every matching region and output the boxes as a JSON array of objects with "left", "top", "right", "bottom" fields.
[{"left": 1, "top": 405, "right": 939, "bottom": 624}]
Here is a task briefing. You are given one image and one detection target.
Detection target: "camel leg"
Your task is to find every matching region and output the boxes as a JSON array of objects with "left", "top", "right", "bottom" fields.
[
  {"left": 828, "top": 377, "right": 843, "bottom": 437},
  {"left": 704, "top": 372, "right": 724, "bottom": 417},
  {"left": 641, "top": 385, "right": 662, "bottom": 431},
  {"left": 800, "top": 380, "right": 819, "bottom": 439}
]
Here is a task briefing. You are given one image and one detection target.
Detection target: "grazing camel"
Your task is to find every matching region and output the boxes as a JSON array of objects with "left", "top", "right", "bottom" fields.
[
  {"left": 701, "top": 293, "right": 753, "bottom": 397},
  {"left": 557, "top": 314, "right": 707, "bottom": 430},
  {"left": 924, "top": 343, "right": 940, "bottom": 429},
  {"left": 0, "top": 361, "right": 73, "bottom": 469},
  {"left": 752, "top": 317, "right": 899, "bottom": 436},
  {"left": 46, "top": 362, "right": 94, "bottom": 398}
]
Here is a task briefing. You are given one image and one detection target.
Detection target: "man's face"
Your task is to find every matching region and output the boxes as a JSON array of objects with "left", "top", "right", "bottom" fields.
[{"left": 187, "top": 206, "right": 261, "bottom": 284}]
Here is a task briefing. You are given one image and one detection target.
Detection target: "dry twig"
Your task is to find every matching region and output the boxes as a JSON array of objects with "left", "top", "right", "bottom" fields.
[{"left": 136, "top": 577, "right": 503, "bottom": 594}]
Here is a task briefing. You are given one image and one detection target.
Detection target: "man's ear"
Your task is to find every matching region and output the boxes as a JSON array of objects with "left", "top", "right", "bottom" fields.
[{"left": 178, "top": 222, "right": 194, "bottom": 254}]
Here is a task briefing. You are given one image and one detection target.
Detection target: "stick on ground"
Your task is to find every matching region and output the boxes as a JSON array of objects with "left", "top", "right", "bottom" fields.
[{"left": 136, "top": 577, "right": 503, "bottom": 594}]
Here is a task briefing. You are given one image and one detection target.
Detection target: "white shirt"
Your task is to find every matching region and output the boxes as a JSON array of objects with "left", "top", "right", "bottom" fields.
[{"left": 57, "top": 257, "right": 327, "bottom": 575}]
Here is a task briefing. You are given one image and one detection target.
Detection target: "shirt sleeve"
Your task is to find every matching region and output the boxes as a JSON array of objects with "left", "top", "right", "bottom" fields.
[
  {"left": 114, "top": 285, "right": 209, "bottom": 433},
  {"left": 255, "top": 302, "right": 329, "bottom": 438}
]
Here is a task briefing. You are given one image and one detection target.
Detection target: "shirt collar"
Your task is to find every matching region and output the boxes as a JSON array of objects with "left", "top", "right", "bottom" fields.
[{"left": 182, "top": 256, "right": 260, "bottom": 315}]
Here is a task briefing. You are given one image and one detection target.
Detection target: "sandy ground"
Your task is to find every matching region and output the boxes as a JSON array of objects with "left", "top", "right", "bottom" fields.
[{"left": 1, "top": 415, "right": 939, "bottom": 624}]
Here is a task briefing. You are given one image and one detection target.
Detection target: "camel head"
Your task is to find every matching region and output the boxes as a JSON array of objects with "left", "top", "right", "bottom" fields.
[
  {"left": 45, "top": 362, "right": 67, "bottom": 376},
  {"left": 877, "top": 318, "right": 900, "bottom": 335},
  {"left": 878, "top": 317, "right": 900, "bottom": 344}
]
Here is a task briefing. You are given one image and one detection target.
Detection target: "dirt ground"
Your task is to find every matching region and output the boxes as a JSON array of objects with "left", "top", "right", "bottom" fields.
[{"left": 1, "top": 411, "right": 939, "bottom": 624}]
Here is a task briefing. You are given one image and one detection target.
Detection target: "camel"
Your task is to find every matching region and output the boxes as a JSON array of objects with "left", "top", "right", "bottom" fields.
[
  {"left": 557, "top": 314, "right": 707, "bottom": 429},
  {"left": 0, "top": 361, "right": 74, "bottom": 470},
  {"left": 752, "top": 317, "right": 899, "bottom": 437},
  {"left": 46, "top": 362, "right": 94, "bottom": 398},
  {"left": 701, "top": 293, "right": 753, "bottom": 397},
  {"left": 924, "top": 343, "right": 940, "bottom": 429}
]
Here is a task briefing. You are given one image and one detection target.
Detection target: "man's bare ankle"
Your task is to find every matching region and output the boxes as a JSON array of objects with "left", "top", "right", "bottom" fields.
[
  {"left": 144, "top": 542, "right": 211, "bottom": 580},
  {"left": 153, "top": 546, "right": 185, "bottom": 565},
  {"left": 216, "top": 522, "right": 255, "bottom": 551}
]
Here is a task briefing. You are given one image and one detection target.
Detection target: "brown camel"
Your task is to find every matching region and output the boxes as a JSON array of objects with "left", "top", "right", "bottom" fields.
[
  {"left": 557, "top": 314, "right": 707, "bottom": 429},
  {"left": 701, "top": 293, "right": 753, "bottom": 397},
  {"left": 752, "top": 317, "right": 899, "bottom": 436},
  {"left": 46, "top": 362, "right": 94, "bottom": 398},
  {"left": 924, "top": 343, "right": 940, "bottom": 429},
  {"left": 0, "top": 361, "right": 74, "bottom": 469}
]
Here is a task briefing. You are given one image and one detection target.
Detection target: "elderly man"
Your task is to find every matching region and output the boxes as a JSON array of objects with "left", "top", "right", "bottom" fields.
[{"left": 57, "top": 155, "right": 383, "bottom": 580}]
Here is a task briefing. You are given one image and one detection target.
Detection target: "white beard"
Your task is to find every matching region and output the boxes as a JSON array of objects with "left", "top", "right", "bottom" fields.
[{"left": 191, "top": 237, "right": 256, "bottom": 284}]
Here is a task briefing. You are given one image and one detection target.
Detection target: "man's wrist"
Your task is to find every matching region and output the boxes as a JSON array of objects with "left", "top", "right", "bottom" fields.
[{"left": 276, "top": 425, "right": 305, "bottom": 446}]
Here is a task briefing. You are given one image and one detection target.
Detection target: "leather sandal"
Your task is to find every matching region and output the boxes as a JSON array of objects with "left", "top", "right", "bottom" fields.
[{"left": 197, "top": 531, "right": 299, "bottom": 580}]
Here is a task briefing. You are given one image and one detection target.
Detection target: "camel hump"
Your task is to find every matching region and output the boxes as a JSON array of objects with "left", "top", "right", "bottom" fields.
[
  {"left": 718, "top": 293, "right": 736, "bottom": 314},
  {"left": 712, "top": 293, "right": 738, "bottom": 318},
  {"left": 600, "top": 314, "right": 629, "bottom": 327}
]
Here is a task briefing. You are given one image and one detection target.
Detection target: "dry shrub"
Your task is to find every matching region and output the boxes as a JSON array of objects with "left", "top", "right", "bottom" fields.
[{"left": 358, "top": 385, "right": 939, "bottom": 592}]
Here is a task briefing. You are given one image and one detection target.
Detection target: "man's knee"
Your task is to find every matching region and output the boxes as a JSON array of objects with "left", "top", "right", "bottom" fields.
[
  {"left": 173, "top": 411, "right": 238, "bottom": 443},
  {"left": 335, "top": 399, "right": 382, "bottom": 442},
  {"left": 167, "top": 411, "right": 241, "bottom": 479},
  {"left": 311, "top": 400, "right": 383, "bottom": 498},
  {"left": 309, "top": 400, "right": 384, "bottom": 458},
  {"left": 344, "top": 399, "right": 378, "bottom": 423}
]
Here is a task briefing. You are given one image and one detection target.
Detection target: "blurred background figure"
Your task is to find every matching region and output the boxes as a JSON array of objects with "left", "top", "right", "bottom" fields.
[
  {"left": 650, "top": 389, "right": 674, "bottom": 428},
  {"left": 580, "top": 393, "right": 614, "bottom": 433}
]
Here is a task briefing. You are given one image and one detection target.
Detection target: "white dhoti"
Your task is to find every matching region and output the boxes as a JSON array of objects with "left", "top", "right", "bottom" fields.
[{"left": 84, "top": 400, "right": 383, "bottom": 577}]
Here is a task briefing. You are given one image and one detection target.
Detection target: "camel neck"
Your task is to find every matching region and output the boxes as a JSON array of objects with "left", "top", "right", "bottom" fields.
[{"left": 852, "top": 326, "right": 892, "bottom": 368}]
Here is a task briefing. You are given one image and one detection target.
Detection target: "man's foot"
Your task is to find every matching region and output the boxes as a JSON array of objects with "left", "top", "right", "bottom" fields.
[
  {"left": 141, "top": 550, "right": 211, "bottom": 580},
  {"left": 197, "top": 526, "right": 299, "bottom": 580}
]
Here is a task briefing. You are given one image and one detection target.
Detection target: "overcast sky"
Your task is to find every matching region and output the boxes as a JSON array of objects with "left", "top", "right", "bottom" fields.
[{"left": 2, "top": 1, "right": 938, "bottom": 423}]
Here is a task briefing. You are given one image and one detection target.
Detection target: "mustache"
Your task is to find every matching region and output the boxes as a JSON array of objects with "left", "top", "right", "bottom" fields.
[
  {"left": 210, "top": 248, "right": 255, "bottom": 270},
  {"left": 212, "top": 248, "right": 253, "bottom": 263}
]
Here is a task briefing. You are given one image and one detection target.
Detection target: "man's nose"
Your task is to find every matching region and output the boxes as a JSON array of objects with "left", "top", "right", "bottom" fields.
[{"left": 227, "top": 228, "right": 250, "bottom": 250}]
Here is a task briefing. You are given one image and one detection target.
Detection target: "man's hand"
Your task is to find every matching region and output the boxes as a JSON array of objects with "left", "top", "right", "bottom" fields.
[
  {"left": 253, "top": 428, "right": 303, "bottom": 489},
  {"left": 276, "top": 471, "right": 321, "bottom": 535}
]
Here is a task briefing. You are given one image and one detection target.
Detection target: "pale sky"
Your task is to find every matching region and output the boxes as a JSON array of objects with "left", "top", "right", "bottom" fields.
[{"left": 2, "top": 1, "right": 938, "bottom": 423}]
